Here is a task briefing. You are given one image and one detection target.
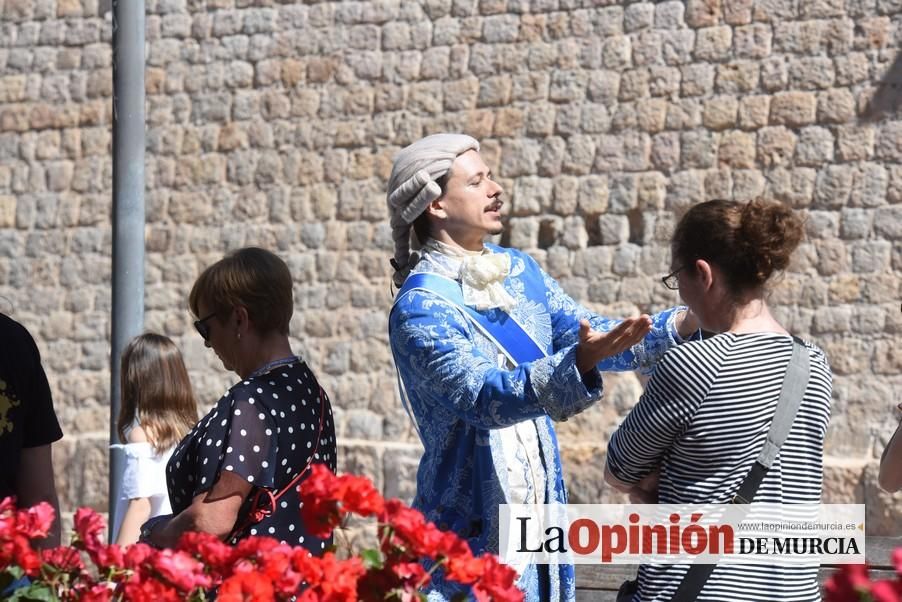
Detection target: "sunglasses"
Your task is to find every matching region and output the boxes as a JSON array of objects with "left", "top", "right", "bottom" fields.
[{"left": 193, "top": 312, "right": 217, "bottom": 341}]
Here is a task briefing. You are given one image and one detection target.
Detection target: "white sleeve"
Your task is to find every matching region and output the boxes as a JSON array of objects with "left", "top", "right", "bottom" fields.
[{"left": 117, "top": 443, "right": 171, "bottom": 500}]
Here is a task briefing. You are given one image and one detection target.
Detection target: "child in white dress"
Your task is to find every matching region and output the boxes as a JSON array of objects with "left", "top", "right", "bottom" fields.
[{"left": 111, "top": 333, "right": 198, "bottom": 545}]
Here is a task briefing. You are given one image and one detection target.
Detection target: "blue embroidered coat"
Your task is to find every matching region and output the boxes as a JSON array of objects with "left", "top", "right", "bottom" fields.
[{"left": 389, "top": 244, "right": 690, "bottom": 601}]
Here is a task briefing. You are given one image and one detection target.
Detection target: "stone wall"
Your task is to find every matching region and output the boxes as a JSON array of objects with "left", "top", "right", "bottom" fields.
[{"left": 1, "top": 0, "right": 900, "bottom": 536}]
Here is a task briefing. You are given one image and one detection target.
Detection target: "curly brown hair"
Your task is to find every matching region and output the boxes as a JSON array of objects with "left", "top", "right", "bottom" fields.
[{"left": 672, "top": 198, "right": 804, "bottom": 294}]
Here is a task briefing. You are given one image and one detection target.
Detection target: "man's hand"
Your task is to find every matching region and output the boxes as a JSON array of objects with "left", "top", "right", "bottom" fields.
[{"left": 575, "top": 316, "right": 652, "bottom": 375}]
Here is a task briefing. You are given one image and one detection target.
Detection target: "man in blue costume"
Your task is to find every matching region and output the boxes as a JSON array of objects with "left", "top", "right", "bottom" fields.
[{"left": 386, "top": 134, "right": 698, "bottom": 601}]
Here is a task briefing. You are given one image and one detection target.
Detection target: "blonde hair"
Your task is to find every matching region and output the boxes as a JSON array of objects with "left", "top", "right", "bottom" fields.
[
  {"left": 189, "top": 247, "right": 293, "bottom": 336},
  {"left": 117, "top": 333, "right": 198, "bottom": 455}
]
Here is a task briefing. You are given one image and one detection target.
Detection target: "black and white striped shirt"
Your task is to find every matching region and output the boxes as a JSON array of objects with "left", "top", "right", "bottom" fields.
[{"left": 607, "top": 332, "right": 833, "bottom": 602}]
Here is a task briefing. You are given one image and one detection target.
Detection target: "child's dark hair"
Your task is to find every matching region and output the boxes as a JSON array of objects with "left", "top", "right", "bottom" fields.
[
  {"left": 118, "top": 333, "right": 198, "bottom": 454},
  {"left": 672, "top": 199, "right": 804, "bottom": 294}
]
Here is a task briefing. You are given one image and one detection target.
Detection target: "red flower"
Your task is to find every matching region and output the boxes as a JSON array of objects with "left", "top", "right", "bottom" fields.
[
  {"left": 79, "top": 583, "right": 115, "bottom": 602},
  {"left": 470, "top": 554, "right": 523, "bottom": 602},
  {"left": 122, "top": 578, "right": 182, "bottom": 602},
  {"left": 73, "top": 508, "right": 105, "bottom": 551},
  {"left": 42, "top": 546, "right": 85, "bottom": 572},
  {"left": 151, "top": 548, "right": 212, "bottom": 591},
  {"left": 871, "top": 579, "right": 902, "bottom": 602},
  {"left": 219, "top": 569, "right": 276, "bottom": 602},
  {"left": 16, "top": 501, "right": 55, "bottom": 540},
  {"left": 824, "top": 564, "right": 872, "bottom": 601},
  {"left": 177, "top": 531, "right": 234, "bottom": 574}
]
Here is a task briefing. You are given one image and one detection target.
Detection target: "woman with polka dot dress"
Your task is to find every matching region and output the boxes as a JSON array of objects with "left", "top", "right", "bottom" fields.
[{"left": 139, "top": 247, "right": 337, "bottom": 554}]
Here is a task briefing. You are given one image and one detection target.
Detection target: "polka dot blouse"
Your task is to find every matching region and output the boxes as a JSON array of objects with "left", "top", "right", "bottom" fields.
[{"left": 166, "top": 358, "right": 337, "bottom": 552}]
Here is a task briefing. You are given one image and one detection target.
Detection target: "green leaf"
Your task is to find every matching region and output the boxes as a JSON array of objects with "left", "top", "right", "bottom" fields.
[
  {"left": 0, "top": 570, "right": 18, "bottom": 592},
  {"left": 360, "top": 548, "right": 384, "bottom": 570},
  {"left": 7, "top": 583, "right": 57, "bottom": 602}
]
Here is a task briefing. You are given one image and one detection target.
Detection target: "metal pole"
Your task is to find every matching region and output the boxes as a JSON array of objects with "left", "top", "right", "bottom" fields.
[{"left": 109, "top": 0, "right": 145, "bottom": 542}]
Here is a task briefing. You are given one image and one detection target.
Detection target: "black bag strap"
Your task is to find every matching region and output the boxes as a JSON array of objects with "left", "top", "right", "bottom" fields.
[
  {"left": 670, "top": 337, "right": 810, "bottom": 602},
  {"left": 228, "top": 386, "right": 327, "bottom": 542}
]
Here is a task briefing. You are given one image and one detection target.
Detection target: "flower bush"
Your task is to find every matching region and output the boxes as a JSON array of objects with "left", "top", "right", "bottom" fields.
[
  {"left": 825, "top": 551, "right": 902, "bottom": 602},
  {"left": 0, "top": 466, "right": 523, "bottom": 601}
]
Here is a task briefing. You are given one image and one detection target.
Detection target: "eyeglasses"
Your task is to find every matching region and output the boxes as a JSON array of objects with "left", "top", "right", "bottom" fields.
[
  {"left": 193, "top": 312, "right": 217, "bottom": 341},
  {"left": 661, "top": 267, "right": 684, "bottom": 290}
]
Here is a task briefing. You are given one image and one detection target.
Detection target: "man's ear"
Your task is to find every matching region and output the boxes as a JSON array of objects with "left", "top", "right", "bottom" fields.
[{"left": 426, "top": 197, "right": 446, "bottom": 220}]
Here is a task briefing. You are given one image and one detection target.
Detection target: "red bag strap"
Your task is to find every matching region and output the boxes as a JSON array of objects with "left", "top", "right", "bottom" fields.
[{"left": 229, "top": 386, "right": 327, "bottom": 540}]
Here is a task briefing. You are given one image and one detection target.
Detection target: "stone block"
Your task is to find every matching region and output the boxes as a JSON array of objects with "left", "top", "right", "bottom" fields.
[
  {"left": 839, "top": 208, "right": 872, "bottom": 239},
  {"left": 483, "top": 14, "right": 520, "bottom": 42},
  {"left": 694, "top": 26, "right": 732, "bottom": 62},
  {"left": 702, "top": 95, "right": 739, "bottom": 130},
  {"left": 586, "top": 70, "right": 620, "bottom": 105},
  {"left": 476, "top": 75, "right": 511, "bottom": 107},
  {"left": 836, "top": 125, "right": 875, "bottom": 162},
  {"left": 795, "top": 126, "right": 835, "bottom": 166},
  {"left": 685, "top": 0, "right": 721, "bottom": 27},
  {"left": 632, "top": 31, "right": 662, "bottom": 67},
  {"left": 734, "top": 23, "right": 772, "bottom": 58},
  {"left": 651, "top": 1, "right": 683, "bottom": 27},
  {"left": 851, "top": 241, "right": 891, "bottom": 273},
  {"left": 550, "top": 70, "right": 588, "bottom": 103},
  {"left": 788, "top": 56, "right": 836, "bottom": 90},
  {"left": 551, "top": 176, "right": 579, "bottom": 215},
  {"left": 759, "top": 56, "right": 788, "bottom": 92},
  {"left": 814, "top": 165, "right": 853, "bottom": 209},
  {"left": 602, "top": 36, "right": 631, "bottom": 71},
  {"left": 849, "top": 163, "right": 888, "bottom": 208},
  {"left": 732, "top": 169, "right": 766, "bottom": 200},
  {"left": 666, "top": 169, "right": 706, "bottom": 211},
  {"left": 769, "top": 91, "right": 817, "bottom": 126},
  {"left": 576, "top": 175, "right": 608, "bottom": 214},
  {"left": 624, "top": 3, "right": 654, "bottom": 31},
  {"left": 608, "top": 174, "right": 637, "bottom": 214},
  {"left": 500, "top": 138, "right": 541, "bottom": 177},
  {"left": 660, "top": 30, "right": 695, "bottom": 65},
  {"left": 680, "top": 130, "right": 717, "bottom": 169},
  {"left": 874, "top": 207, "right": 902, "bottom": 239},
  {"left": 718, "top": 131, "right": 756, "bottom": 168},
  {"left": 382, "top": 447, "right": 421, "bottom": 501},
  {"left": 817, "top": 87, "right": 856, "bottom": 124},
  {"left": 704, "top": 168, "right": 732, "bottom": 199},
  {"left": 816, "top": 238, "right": 848, "bottom": 276},
  {"left": 680, "top": 63, "right": 715, "bottom": 97},
  {"left": 756, "top": 126, "right": 797, "bottom": 168},
  {"left": 766, "top": 167, "right": 816, "bottom": 207},
  {"left": 875, "top": 122, "right": 902, "bottom": 162},
  {"left": 834, "top": 53, "right": 870, "bottom": 86},
  {"left": 650, "top": 132, "right": 680, "bottom": 170},
  {"left": 737, "top": 95, "right": 770, "bottom": 130},
  {"left": 648, "top": 65, "right": 680, "bottom": 98}
]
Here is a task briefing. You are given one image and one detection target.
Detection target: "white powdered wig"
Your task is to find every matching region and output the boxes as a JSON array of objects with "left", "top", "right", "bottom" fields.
[{"left": 386, "top": 133, "right": 479, "bottom": 287}]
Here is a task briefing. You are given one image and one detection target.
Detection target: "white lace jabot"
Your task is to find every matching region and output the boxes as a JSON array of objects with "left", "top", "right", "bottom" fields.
[{"left": 423, "top": 239, "right": 517, "bottom": 312}]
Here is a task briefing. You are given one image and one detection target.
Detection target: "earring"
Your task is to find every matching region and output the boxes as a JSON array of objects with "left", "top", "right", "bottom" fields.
[{"left": 237, "top": 332, "right": 241, "bottom": 341}]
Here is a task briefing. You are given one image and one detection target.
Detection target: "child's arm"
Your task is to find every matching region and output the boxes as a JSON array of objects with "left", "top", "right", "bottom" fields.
[
  {"left": 115, "top": 497, "right": 152, "bottom": 546},
  {"left": 114, "top": 426, "right": 155, "bottom": 546}
]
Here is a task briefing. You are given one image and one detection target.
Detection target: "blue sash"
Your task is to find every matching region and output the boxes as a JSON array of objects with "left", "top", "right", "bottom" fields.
[{"left": 395, "top": 272, "right": 546, "bottom": 364}]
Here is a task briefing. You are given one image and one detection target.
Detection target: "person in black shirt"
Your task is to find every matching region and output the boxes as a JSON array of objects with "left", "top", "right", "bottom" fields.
[
  {"left": 0, "top": 313, "right": 63, "bottom": 548},
  {"left": 140, "top": 248, "right": 337, "bottom": 553}
]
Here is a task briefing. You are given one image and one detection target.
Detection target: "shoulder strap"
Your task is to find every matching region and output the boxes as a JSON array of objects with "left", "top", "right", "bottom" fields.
[
  {"left": 670, "top": 337, "right": 811, "bottom": 602},
  {"left": 228, "top": 387, "right": 327, "bottom": 541},
  {"left": 395, "top": 272, "right": 546, "bottom": 365}
]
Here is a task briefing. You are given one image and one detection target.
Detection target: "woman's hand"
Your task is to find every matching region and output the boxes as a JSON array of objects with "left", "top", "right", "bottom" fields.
[{"left": 575, "top": 317, "right": 652, "bottom": 375}]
